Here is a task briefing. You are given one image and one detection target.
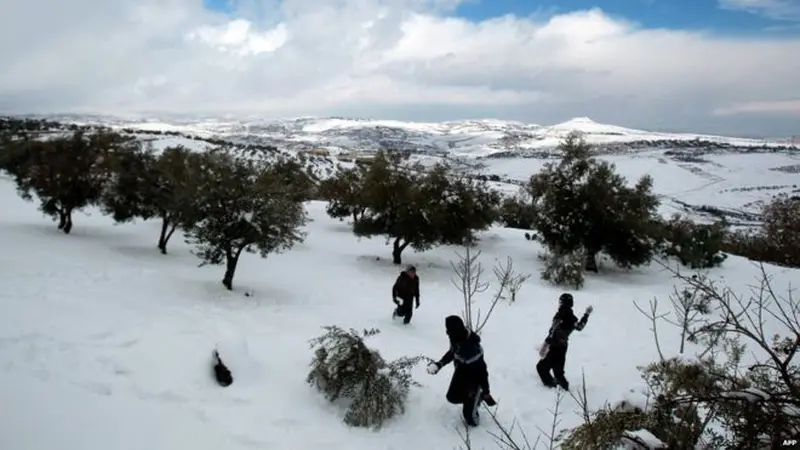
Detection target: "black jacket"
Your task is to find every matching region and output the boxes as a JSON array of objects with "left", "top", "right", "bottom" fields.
[
  {"left": 438, "top": 330, "right": 490, "bottom": 394},
  {"left": 439, "top": 315, "right": 490, "bottom": 390},
  {"left": 544, "top": 307, "right": 589, "bottom": 348},
  {"left": 392, "top": 271, "right": 420, "bottom": 301},
  {"left": 440, "top": 331, "right": 485, "bottom": 368}
]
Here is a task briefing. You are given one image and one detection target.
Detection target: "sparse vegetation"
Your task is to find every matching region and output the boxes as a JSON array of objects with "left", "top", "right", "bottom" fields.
[
  {"left": 513, "top": 133, "right": 660, "bottom": 285},
  {"left": 538, "top": 248, "right": 586, "bottom": 289},
  {"left": 307, "top": 326, "right": 422, "bottom": 429},
  {"left": 0, "top": 129, "right": 136, "bottom": 233},
  {"left": 722, "top": 194, "right": 800, "bottom": 268},
  {"left": 317, "top": 165, "right": 367, "bottom": 222},
  {"left": 322, "top": 150, "right": 500, "bottom": 264},
  {"left": 449, "top": 245, "right": 530, "bottom": 332},
  {"left": 474, "top": 264, "right": 800, "bottom": 450},
  {"left": 497, "top": 188, "right": 537, "bottom": 230},
  {"left": 653, "top": 214, "right": 728, "bottom": 269},
  {"left": 102, "top": 145, "right": 204, "bottom": 254},
  {"left": 184, "top": 151, "right": 308, "bottom": 290},
  {"left": 2, "top": 116, "right": 800, "bottom": 449}
]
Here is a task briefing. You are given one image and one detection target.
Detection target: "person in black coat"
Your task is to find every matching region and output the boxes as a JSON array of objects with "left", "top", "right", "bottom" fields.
[
  {"left": 392, "top": 265, "right": 420, "bottom": 324},
  {"left": 427, "top": 315, "right": 497, "bottom": 426},
  {"left": 536, "top": 293, "right": 592, "bottom": 390}
]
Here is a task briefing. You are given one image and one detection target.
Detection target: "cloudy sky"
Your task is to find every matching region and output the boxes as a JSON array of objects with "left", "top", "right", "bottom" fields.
[{"left": 1, "top": 0, "right": 798, "bottom": 136}]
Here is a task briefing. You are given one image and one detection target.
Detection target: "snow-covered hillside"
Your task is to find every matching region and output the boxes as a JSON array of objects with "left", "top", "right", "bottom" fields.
[
  {"left": 0, "top": 161, "right": 797, "bottom": 449},
  {"left": 36, "top": 114, "right": 799, "bottom": 158},
  {"left": 4, "top": 115, "right": 798, "bottom": 228},
  {"left": 482, "top": 150, "right": 800, "bottom": 227}
]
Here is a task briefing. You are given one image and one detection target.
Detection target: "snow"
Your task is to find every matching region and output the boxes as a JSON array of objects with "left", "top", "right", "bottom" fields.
[
  {"left": 138, "top": 135, "right": 214, "bottom": 153},
  {"left": 1, "top": 144, "right": 799, "bottom": 449},
  {"left": 480, "top": 150, "right": 800, "bottom": 223},
  {"left": 47, "top": 114, "right": 797, "bottom": 159},
  {"left": 621, "top": 429, "right": 666, "bottom": 449},
  {"left": 720, "top": 387, "right": 770, "bottom": 402}
]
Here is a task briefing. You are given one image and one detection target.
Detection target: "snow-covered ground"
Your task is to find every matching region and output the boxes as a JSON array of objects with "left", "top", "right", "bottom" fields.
[
  {"left": 0, "top": 155, "right": 797, "bottom": 450},
  {"left": 481, "top": 151, "right": 800, "bottom": 220},
  {"left": 44, "top": 114, "right": 797, "bottom": 158}
]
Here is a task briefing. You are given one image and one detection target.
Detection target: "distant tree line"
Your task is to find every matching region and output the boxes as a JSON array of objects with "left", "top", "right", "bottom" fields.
[
  {"left": 489, "top": 134, "right": 799, "bottom": 287},
  {"left": 485, "top": 137, "right": 799, "bottom": 159},
  {"left": 318, "top": 151, "right": 500, "bottom": 265},
  {"left": 0, "top": 118, "right": 312, "bottom": 290},
  {"left": 2, "top": 118, "right": 797, "bottom": 292}
]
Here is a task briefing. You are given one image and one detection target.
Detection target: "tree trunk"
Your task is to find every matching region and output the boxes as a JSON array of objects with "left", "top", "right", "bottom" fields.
[
  {"left": 157, "top": 215, "right": 177, "bottom": 255},
  {"left": 61, "top": 207, "right": 73, "bottom": 234},
  {"left": 57, "top": 209, "right": 66, "bottom": 230},
  {"left": 392, "top": 237, "right": 410, "bottom": 265},
  {"left": 585, "top": 250, "right": 599, "bottom": 273},
  {"left": 221, "top": 246, "right": 245, "bottom": 291}
]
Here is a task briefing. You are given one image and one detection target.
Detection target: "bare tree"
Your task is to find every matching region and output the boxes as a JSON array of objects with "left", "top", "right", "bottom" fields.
[
  {"left": 457, "top": 261, "right": 800, "bottom": 449},
  {"left": 456, "top": 420, "right": 474, "bottom": 450},
  {"left": 676, "top": 263, "right": 800, "bottom": 401},
  {"left": 508, "top": 270, "right": 532, "bottom": 303},
  {"left": 450, "top": 245, "right": 529, "bottom": 333},
  {"left": 456, "top": 389, "right": 565, "bottom": 450},
  {"left": 455, "top": 373, "right": 602, "bottom": 450},
  {"left": 618, "top": 261, "right": 800, "bottom": 448},
  {"left": 534, "top": 388, "right": 566, "bottom": 450},
  {"left": 633, "top": 298, "right": 668, "bottom": 361},
  {"left": 662, "top": 276, "right": 713, "bottom": 354}
]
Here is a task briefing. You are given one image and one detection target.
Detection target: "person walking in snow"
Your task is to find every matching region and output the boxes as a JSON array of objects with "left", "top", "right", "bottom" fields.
[
  {"left": 392, "top": 265, "right": 420, "bottom": 325},
  {"left": 427, "top": 315, "right": 497, "bottom": 427},
  {"left": 536, "top": 293, "right": 593, "bottom": 391}
]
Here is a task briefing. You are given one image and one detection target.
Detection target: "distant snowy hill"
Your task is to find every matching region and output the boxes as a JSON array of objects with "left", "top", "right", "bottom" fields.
[
  {"left": 35, "top": 114, "right": 797, "bottom": 158},
  {"left": 6, "top": 114, "right": 798, "bottom": 228}
]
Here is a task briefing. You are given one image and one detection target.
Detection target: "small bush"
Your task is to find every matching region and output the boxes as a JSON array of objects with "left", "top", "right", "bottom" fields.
[
  {"left": 468, "top": 265, "right": 800, "bottom": 450},
  {"left": 655, "top": 215, "right": 727, "bottom": 269},
  {"left": 539, "top": 248, "right": 586, "bottom": 289},
  {"left": 497, "top": 195, "right": 536, "bottom": 230},
  {"left": 559, "top": 404, "right": 651, "bottom": 450},
  {"left": 721, "top": 194, "right": 800, "bottom": 268},
  {"left": 561, "top": 266, "right": 800, "bottom": 449},
  {"left": 307, "top": 326, "right": 422, "bottom": 429}
]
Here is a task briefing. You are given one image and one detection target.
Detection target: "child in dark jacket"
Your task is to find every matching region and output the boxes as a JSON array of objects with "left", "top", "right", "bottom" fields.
[
  {"left": 427, "top": 315, "right": 497, "bottom": 426},
  {"left": 536, "top": 293, "right": 592, "bottom": 390},
  {"left": 392, "top": 265, "right": 420, "bottom": 325}
]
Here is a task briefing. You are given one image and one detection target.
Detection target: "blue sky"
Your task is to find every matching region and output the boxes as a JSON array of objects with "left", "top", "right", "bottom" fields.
[
  {"left": 3, "top": 0, "right": 799, "bottom": 136},
  {"left": 454, "top": 0, "right": 797, "bottom": 33},
  {"left": 204, "top": 0, "right": 800, "bottom": 34}
]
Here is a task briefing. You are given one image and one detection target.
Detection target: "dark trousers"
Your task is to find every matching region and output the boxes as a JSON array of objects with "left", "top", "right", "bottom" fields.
[
  {"left": 536, "top": 345, "right": 569, "bottom": 389},
  {"left": 394, "top": 297, "right": 414, "bottom": 324},
  {"left": 446, "top": 365, "right": 488, "bottom": 426}
]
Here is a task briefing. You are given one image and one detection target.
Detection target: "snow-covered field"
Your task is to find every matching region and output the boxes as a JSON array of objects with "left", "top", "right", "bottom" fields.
[
  {"left": 481, "top": 150, "right": 800, "bottom": 220},
  {"left": 52, "top": 114, "right": 797, "bottom": 158},
  {"left": 0, "top": 150, "right": 797, "bottom": 450}
]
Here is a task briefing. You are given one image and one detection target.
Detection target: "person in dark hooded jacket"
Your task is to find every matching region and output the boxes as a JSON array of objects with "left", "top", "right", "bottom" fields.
[
  {"left": 536, "top": 293, "right": 592, "bottom": 390},
  {"left": 427, "top": 315, "right": 497, "bottom": 426},
  {"left": 392, "top": 265, "right": 420, "bottom": 324}
]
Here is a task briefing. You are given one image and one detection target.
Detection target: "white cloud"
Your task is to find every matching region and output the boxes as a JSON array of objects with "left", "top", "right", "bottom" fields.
[
  {"left": 188, "top": 20, "right": 288, "bottom": 55},
  {"left": 718, "top": 0, "right": 800, "bottom": 21},
  {"left": 1, "top": 0, "right": 799, "bottom": 135}
]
